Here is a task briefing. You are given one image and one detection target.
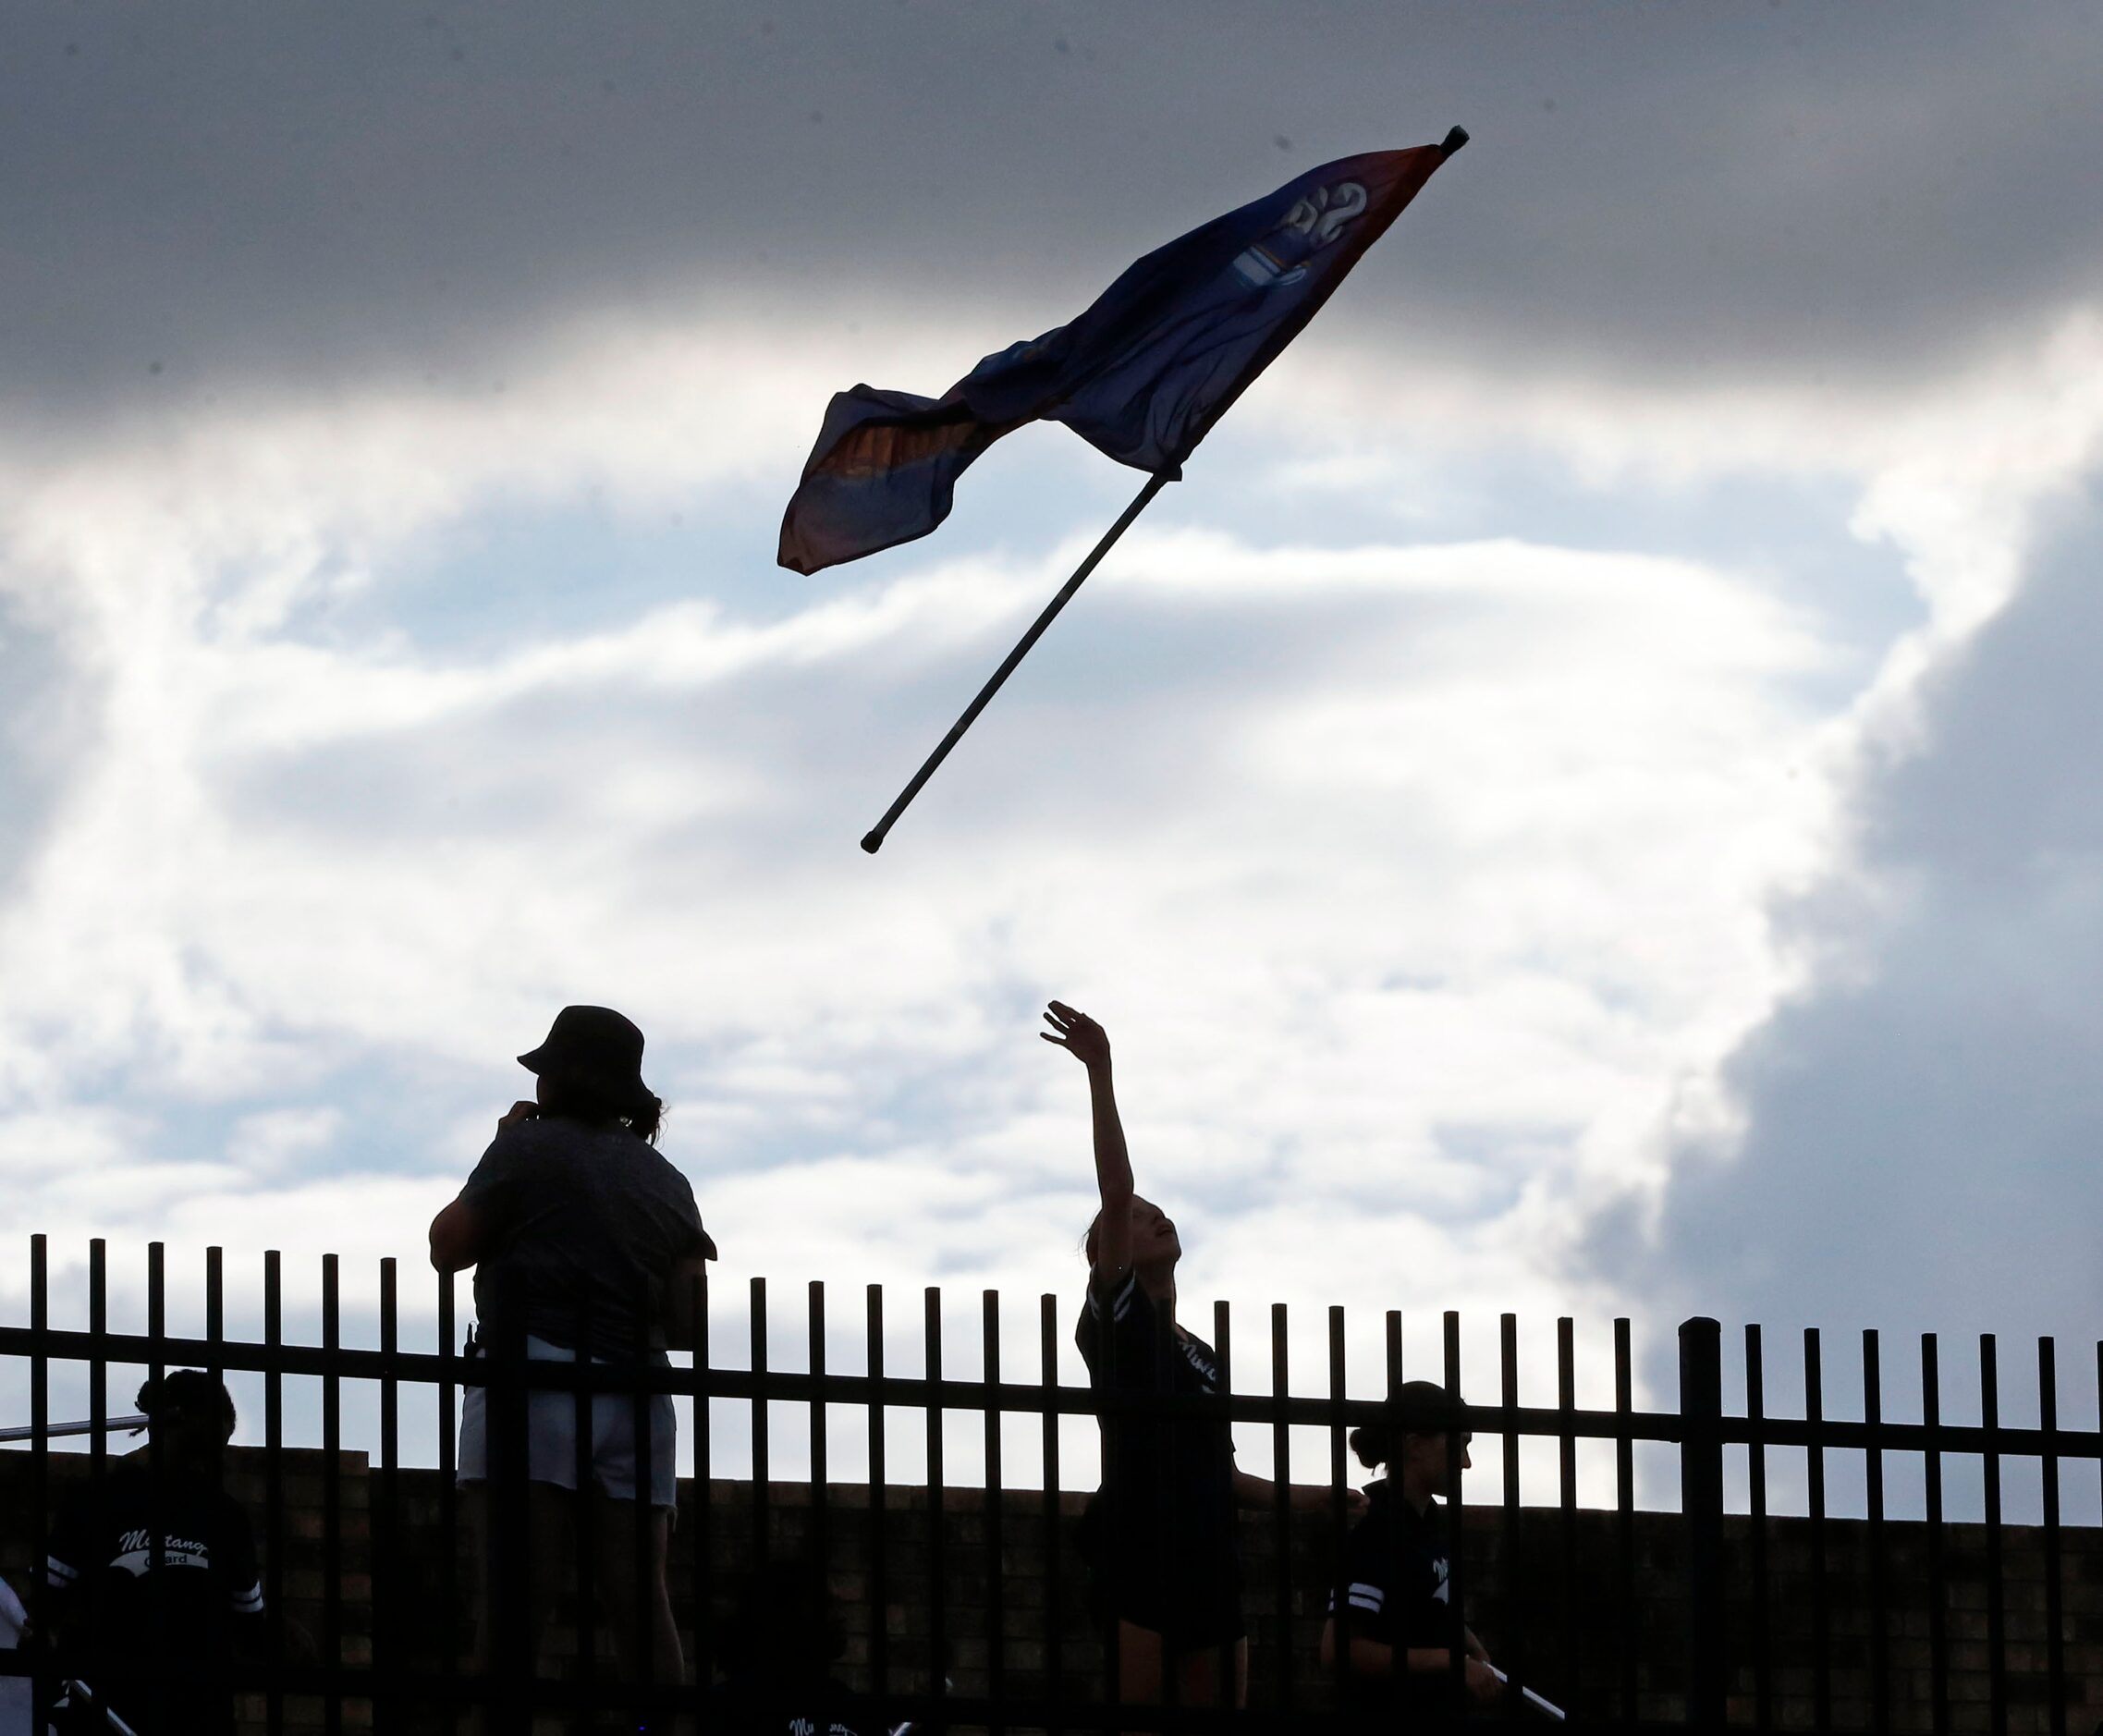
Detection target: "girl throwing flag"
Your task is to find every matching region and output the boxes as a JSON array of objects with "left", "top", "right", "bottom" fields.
[{"left": 1046, "top": 999, "right": 1358, "bottom": 1717}]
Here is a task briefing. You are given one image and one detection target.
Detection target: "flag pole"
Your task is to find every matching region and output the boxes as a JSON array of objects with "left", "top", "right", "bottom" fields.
[{"left": 861, "top": 469, "right": 1176, "bottom": 853}]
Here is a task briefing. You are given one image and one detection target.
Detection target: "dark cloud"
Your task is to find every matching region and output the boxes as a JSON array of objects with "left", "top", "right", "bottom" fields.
[
  {"left": 4, "top": 2, "right": 2099, "bottom": 431},
  {"left": 1607, "top": 482, "right": 2103, "bottom": 1360}
]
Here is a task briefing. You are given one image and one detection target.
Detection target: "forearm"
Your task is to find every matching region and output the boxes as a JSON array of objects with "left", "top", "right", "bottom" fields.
[
  {"left": 1233, "top": 1469, "right": 1346, "bottom": 1511},
  {"left": 1088, "top": 1062, "right": 1132, "bottom": 1204},
  {"left": 1323, "top": 1636, "right": 1466, "bottom": 1681}
]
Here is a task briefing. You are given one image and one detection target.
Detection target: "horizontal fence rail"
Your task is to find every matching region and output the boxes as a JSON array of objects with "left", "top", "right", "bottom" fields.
[{"left": 2, "top": 1235, "right": 2098, "bottom": 1736}]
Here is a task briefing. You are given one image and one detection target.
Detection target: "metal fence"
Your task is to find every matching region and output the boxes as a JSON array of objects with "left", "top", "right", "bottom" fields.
[{"left": 2, "top": 1234, "right": 2098, "bottom": 1735}]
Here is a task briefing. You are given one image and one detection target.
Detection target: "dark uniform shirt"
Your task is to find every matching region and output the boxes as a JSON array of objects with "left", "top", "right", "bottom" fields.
[
  {"left": 460, "top": 1115, "right": 712, "bottom": 1359},
  {"left": 1074, "top": 1271, "right": 1241, "bottom": 1639},
  {"left": 43, "top": 1457, "right": 264, "bottom": 1736},
  {"left": 1331, "top": 1479, "right": 1462, "bottom": 1726},
  {"left": 703, "top": 1673, "right": 867, "bottom": 1736}
]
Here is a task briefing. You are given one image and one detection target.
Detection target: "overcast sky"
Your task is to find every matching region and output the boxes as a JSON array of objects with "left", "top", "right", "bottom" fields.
[{"left": 4, "top": 2, "right": 2101, "bottom": 1510}]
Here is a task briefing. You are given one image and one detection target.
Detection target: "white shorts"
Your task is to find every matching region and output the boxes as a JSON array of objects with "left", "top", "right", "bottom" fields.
[{"left": 458, "top": 1333, "right": 678, "bottom": 1509}]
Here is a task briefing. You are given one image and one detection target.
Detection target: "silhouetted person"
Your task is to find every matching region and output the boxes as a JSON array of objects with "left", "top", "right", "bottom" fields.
[
  {"left": 36, "top": 1371, "right": 264, "bottom": 1736},
  {"left": 705, "top": 1559, "right": 869, "bottom": 1736},
  {"left": 428, "top": 1004, "right": 715, "bottom": 1718},
  {"left": 1048, "top": 999, "right": 1359, "bottom": 1720},
  {"left": 1320, "top": 1382, "right": 1501, "bottom": 1728}
]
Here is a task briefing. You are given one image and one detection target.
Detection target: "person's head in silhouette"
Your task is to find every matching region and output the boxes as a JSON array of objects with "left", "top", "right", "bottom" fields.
[
  {"left": 514, "top": 1003, "right": 666, "bottom": 1144},
  {"left": 1083, "top": 1196, "right": 1180, "bottom": 1298},
  {"left": 133, "top": 1370, "right": 238, "bottom": 1478},
  {"left": 1351, "top": 1380, "right": 1472, "bottom": 1513},
  {"left": 716, "top": 1559, "right": 848, "bottom": 1686}
]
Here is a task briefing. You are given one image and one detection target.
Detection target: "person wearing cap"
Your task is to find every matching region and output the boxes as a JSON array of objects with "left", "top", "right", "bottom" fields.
[
  {"left": 1320, "top": 1380, "right": 1502, "bottom": 1728},
  {"left": 428, "top": 1004, "right": 715, "bottom": 1706},
  {"left": 35, "top": 1371, "right": 266, "bottom": 1735}
]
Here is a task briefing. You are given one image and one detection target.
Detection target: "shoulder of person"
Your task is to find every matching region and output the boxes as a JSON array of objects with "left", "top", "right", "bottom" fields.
[
  {"left": 478, "top": 1119, "right": 551, "bottom": 1165},
  {"left": 1084, "top": 1266, "right": 1145, "bottom": 1321}
]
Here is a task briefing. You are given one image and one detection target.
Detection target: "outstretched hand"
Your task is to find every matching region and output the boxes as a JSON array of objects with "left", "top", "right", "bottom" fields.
[{"left": 1041, "top": 1000, "right": 1111, "bottom": 1071}]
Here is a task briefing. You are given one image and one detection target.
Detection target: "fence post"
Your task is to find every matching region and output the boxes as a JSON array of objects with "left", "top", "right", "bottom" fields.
[{"left": 1679, "top": 1316, "right": 1726, "bottom": 1730}]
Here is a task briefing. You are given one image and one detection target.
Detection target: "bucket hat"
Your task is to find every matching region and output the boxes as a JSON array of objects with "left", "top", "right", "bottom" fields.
[{"left": 518, "top": 1005, "right": 654, "bottom": 1115}]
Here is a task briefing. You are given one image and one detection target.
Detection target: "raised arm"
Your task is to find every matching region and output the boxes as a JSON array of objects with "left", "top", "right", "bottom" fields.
[{"left": 1041, "top": 1001, "right": 1132, "bottom": 1288}]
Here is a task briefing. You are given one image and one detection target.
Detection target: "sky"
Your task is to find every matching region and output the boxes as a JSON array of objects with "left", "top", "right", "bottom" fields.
[{"left": 4, "top": 2, "right": 2102, "bottom": 1513}]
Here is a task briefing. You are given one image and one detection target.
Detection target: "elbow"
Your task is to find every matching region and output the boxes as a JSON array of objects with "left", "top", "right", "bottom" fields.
[
  {"left": 1318, "top": 1620, "right": 1337, "bottom": 1670},
  {"left": 427, "top": 1207, "right": 474, "bottom": 1274}
]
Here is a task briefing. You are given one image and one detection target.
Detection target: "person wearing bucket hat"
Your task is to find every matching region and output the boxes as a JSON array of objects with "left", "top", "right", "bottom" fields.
[{"left": 427, "top": 1005, "right": 715, "bottom": 1707}]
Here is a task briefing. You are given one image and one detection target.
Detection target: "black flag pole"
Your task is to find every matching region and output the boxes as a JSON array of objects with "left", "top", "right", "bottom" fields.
[{"left": 860, "top": 469, "right": 1176, "bottom": 853}]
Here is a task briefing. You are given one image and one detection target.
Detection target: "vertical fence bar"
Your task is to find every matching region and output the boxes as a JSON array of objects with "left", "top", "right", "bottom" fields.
[
  {"left": 691, "top": 1266, "right": 715, "bottom": 1703},
  {"left": 1804, "top": 1327, "right": 1830, "bottom": 1736},
  {"left": 378, "top": 1258, "right": 399, "bottom": 1735},
  {"left": 1865, "top": 1330, "right": 1889, "bottom": 1736},
  {"left": 1327, "top": 1306, "right": 1351, "bottom": 1710},
  {"left": 983, "top": 1290, "right": 1006, "bottom": 1736},
  {"left": 1443, "top": 1311, "right": 1467, "bottom": 1719},
  {"left": 264, "top": 1249, "right": 286, "bottom": 1736},
  {"left": 924, "top": 1287, "right": 947, "bottom": 1715},
  {"left": 30, "top": 1238, "right": 50, "bottom": 1731},
  {"left": 632, "top": 1288, "right": 656, "bottom": 1730},
  {"left": 1981, "top": 1334, "right": 2006, "bottom": 1736},
  {"left": 88, "top": 1239, "right": 107, "bottom": 1484},
  {"left": 752, "top": 1277, "right": 771, "bottom": 1564},
  {"left": 812, "top": 1281, "right": 831, "bottom": 1599},
  {"left": 1556, "top": 1317, "right": 1577, "bottom": 1715},
  {"left": 1924, "top": 1335, "right": 1949, "bottom": 1736},
  {"left": 1385, "top": 1312, "right": 1406, "bottom": 1734},
  {"left": 212, "top": 1251, "right": 233, "bottom": 1723},
  {"left": 576, "top": 1298, "right": 599, "bottom": 1715},
  {"left": 1614, "top": 1317, "right": 1636, "bottom": 1727},
  {"left": 2038, "top": 1338, "right": 2064, "bottom": 1736},
  {"left": 207, "top": 1244, "right": 226, "bottom": 1366},
  {"left": 1498, "top": 1312, "right": 1526, "bottom": 1713},
  {"left": 1270, "top": 1302, "right": 1293, "bottom": 1716},
  {"left": 436, "top": 1270, "right": 459, "bottom": 1736},
  {"left": 1680, "top": 1317, "right": 1726, "bottom": 1732},
  {"left": 1745, "top": 1325, "right": 1772, "bottom": 1734},
  {"left": 323, "top": 1253, "right": 343, "bottom": 1736},
  {"left": 867, "top": 1285, "right": 889, "bottom": 1709},
  {"left": 1214, "top": 1298, "right": 1236, "bottom": 1715},
  {"left": 146, "top": 1241, "right": 170, "bottom": 1736},
  {"left": 1040, "top": 1294, "right": 1065, "bottom": 1735},
  {"left": 486, "top": 1306, "right": 531, "bottom": 1736}
]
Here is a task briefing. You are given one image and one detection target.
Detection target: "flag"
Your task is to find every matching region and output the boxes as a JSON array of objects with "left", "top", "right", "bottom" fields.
[{"left": 777, "top": 131, "right": 1464, "bottom": 576}]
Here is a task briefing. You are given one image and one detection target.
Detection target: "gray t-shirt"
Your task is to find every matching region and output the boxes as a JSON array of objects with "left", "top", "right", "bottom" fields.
[{"left": 460, "top": 1115, "right": 714, "bottom": 1359}]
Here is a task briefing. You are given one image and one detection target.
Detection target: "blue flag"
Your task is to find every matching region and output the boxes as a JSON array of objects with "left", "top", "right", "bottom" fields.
[{"left": 778, "top": 135, "right": 1464, "bottom": 575}]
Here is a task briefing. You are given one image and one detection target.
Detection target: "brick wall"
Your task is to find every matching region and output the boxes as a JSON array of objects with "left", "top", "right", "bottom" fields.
[{"left": 5, "top": 1449, "right": 2098, "bottom": 1732}]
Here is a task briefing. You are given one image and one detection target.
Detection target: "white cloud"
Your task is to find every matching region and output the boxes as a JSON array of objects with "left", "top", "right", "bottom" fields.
[{"left": 0, "top": 292, "right": 2095, "bottom": 1512}]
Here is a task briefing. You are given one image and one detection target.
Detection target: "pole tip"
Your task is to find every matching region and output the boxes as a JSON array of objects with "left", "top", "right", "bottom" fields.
[
  {"left": 860, "top": 830, "right": 885, "bottom": 855},
  {"left": 1439, "top": 125, "right": 1470, "bottom": 156}
]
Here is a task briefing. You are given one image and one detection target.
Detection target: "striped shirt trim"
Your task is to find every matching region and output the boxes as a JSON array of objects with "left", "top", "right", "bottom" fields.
[
  {"left": 231, "top": 1582, "right": 265, "bottom": 1614},
  {"left": 43, "top": 1555, "right": 80, "bottom": 1586},
  {"left": 1327, "top": 1581, "right": 1386, "bottom": 1615},
  {"left": 1087, "top": 1271, "right": 1141, "bottom": 1323}
]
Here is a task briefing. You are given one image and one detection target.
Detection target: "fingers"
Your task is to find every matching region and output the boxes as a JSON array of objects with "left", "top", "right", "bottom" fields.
[{"left": 1039, "top": 1033, "right": 1070, "bottom": 1047}]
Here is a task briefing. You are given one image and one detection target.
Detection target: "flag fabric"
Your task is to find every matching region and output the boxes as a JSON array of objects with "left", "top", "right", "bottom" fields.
[{"left": 777, "top": 134, "right": 1464, "bottom": 576}]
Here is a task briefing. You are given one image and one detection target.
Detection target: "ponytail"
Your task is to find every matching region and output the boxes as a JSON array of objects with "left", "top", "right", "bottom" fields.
[
  {"left": 1351, "top": 1378, "right": 1459, "bottom": 1470},
  {"left": 136, "top": 1369, "right": 237, "bottom": 1437}
]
